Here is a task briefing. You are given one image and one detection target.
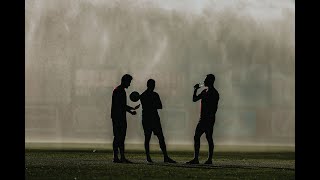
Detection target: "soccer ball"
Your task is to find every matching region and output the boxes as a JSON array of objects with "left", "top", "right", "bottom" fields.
[{"left": 129, "top": 91, "right": 140, "bottom": 102}]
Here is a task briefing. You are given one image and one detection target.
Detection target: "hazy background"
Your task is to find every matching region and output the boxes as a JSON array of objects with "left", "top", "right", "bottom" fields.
[{"left": 25, "top": 0, "right": 295, "bottom": 148}]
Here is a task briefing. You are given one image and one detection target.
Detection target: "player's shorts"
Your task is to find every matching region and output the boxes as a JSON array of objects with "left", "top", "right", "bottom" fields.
[
  {"left": 142, "top": 118, "right": 163, "bottom": 136},
  {"left": 112, "top": 119, "right": 127, "bottom": 137},
  {"left": 195, "top": 117, "right": 215, "bottom": 136}
]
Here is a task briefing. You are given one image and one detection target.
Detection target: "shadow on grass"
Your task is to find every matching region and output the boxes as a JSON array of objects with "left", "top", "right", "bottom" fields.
[{"left": 120, "top": 161, "right": 295, "bottom": 171}]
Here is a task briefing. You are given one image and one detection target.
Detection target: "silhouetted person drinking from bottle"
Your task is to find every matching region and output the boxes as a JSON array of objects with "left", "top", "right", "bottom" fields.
[
  {"left": 186, "top": 74, "right": 219, "bottom": 165},
  {"left": 140, "top": 79, "right": 176, "bottom": 163},
  {"left": 111, "top": 74, "right": 140, "bottom": 163}
]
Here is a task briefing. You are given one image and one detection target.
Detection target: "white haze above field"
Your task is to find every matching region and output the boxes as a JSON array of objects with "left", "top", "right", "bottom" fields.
[{"left": 25, "top": 0, "right": 294, "bottom": 147}]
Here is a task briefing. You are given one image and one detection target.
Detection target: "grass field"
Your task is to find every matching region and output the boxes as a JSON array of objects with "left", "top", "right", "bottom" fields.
[{"left": 25, "top": 149, "right": 294, "bottom": 179}]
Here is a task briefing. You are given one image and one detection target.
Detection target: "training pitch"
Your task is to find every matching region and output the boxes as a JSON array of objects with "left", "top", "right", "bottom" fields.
[{"left": 25, "top": 150, "right": 294, "bottom": 179}]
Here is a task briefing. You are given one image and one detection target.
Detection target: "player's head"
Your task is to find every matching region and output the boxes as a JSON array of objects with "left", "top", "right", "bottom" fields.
[
  {"left": 147, "top": 79, "right": 155, "bottom": 91},
  {"left": 121, "top": 74, "right": 133, "bottom": 88},
  {"left": 204, "top": 74, "right": 215, "bottom": 87}
]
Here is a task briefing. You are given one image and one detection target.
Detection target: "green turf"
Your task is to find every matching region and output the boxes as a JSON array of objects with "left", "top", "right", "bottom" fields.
[{"left": 25, "top": 150, "right": 295, "bottom": 180}]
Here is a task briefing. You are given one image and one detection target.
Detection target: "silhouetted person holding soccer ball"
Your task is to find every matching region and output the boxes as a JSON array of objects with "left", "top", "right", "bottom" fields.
[
  {"left": 111, "top": 74, "right": 140, "bottom": 163},
  {"left": 186, "top": 74, "right": 219, "bottom": 165},
  {"left": 139, "top": 79, "right": 176, "bottom": 163}
]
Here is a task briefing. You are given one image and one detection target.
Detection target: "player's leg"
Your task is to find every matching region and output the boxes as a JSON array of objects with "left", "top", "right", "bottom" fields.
[
  {"left": 144, "top": 131, "right": 152, "bottom": 162},
  {"left": 187, "top": 122, "right": 204, "bottom": 164},
  {"left": 204, "top": 123, "right": 214, "bottom": 164},
  {"left": 119, "top": 124, "right": 132, "bottom": 163},
  {"left": 119, "top": 133, "right": 125, "bottom": 160},
  {"left": 112, "top": 124, "right": 121, "bottom": 163},
  {"left": 194, "top": 123, "right": 204, "bottom": 161},
  {"left": 154, "top": 125, "right": 167, "bottom": 157},
  {"left": 154, "top": 126, "right": 176, "bottom": 163},
  {"left": 143, "top": 119, "right": 153, "bottom": 162}
]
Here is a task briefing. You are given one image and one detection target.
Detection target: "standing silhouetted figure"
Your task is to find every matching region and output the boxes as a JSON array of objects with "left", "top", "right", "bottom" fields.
[
  {"left": 186, "top": 74, "right": 219, "bottom": 165},
  {"left": 111, "top": 74, "right": 140, "bottom": 163},
  {"left": 140, "top": 79, "right": 176, "bottom": 163}
]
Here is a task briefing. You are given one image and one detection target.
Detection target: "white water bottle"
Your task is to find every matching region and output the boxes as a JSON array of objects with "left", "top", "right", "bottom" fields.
[{"left": 198, "top": 82, "right": 204, "bottom": 87}]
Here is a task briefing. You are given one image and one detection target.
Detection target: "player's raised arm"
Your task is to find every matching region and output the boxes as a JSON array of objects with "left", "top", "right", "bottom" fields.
[{"left": 193, "top": 84, "right": 202, "bottom": 102}]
